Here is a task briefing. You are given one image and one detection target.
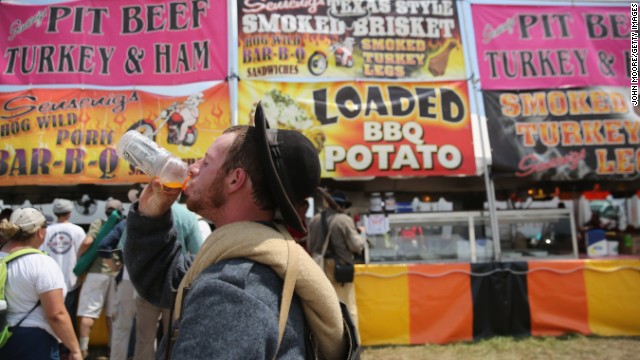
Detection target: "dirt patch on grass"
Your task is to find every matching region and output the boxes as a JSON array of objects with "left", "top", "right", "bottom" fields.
[{"left": 361, "top": 335, "right": 640, "bottom": 360}]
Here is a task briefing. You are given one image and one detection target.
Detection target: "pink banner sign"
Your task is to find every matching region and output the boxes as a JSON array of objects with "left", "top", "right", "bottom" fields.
[
  {"left": 472, "top": 5, "right": 631, "bottom": 90},
  {"left": 0, "top": 0, "right": 227, "bottom": 86}
]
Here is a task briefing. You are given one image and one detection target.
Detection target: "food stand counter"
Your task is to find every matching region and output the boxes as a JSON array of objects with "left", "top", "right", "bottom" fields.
[
  {"left": 364, "top": 208, "right": 578, "bottom": 264},
  {"left": 355, "top": 210, "right": 640, "bottom": 346}
]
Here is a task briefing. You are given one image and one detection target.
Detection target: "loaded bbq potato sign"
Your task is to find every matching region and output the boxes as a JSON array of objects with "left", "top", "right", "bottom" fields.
[{"left": 239, "top": 80, "right": 475, "bottom": 177}]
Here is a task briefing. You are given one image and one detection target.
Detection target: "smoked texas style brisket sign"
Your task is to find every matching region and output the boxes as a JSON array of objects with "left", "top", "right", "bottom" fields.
[
  {"left": 0, "top": 84, "right": 230, "bottom": 186},
  {"left": 238, "top": 0, "right": 465, "bottom": 81},
  {"left": 0, "top": 0, "right": 228, "bottom": 85},
  {"left": 239, "top": 80, "right": 475, "bottom": 177}
]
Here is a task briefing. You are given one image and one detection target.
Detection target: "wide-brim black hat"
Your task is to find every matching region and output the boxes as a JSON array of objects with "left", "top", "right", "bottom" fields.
[{"left": 255, "top": 102, "right": 321, "bottom": 232}]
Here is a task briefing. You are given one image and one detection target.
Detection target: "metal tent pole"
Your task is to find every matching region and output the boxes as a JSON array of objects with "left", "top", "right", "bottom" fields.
[
  {"left": 229, "top": 0, "right": 238, "bottom": 126},
  {"left": 459, "top": 0, "right": 501, "bottom": 262}
]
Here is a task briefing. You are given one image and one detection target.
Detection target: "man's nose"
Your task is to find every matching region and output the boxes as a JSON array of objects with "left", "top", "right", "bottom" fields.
[{"left": 188, "top": 162, "right": 201, "bottom": 177}]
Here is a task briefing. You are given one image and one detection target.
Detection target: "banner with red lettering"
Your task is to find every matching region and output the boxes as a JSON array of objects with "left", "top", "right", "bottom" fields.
[
  {"left": 0, "top": 0, "right": 227, "bottom": 86},
  {"left": 239, "top": 80, "right": 475, "bottom": 177},
  {"left": 483, "top": 87, "right": 639, "bottom": 180},
  {"left": 238, "top": 0, "right": 465, "bottom": 81},
  {"left": 0, "top": 83, "right": 230, "bottom": 185},
  {"left": 472, "top": 4, "right": 630, "bottom": 90}
]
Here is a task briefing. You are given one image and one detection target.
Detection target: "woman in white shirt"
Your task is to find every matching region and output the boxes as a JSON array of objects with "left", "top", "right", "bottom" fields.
[{"left": 0, "top": 208, "right": 81, "bottom": 360}]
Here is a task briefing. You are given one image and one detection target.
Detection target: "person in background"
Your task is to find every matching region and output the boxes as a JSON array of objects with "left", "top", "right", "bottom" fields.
[
  {"left": 551, "top": 202, "right": 572, "bottom": 252},
  {"left": 76, "top": 199, "right": 124, "bottom": 358},
  {"left": 196, "top": 215, "right": 212, "bottom": 239},
  {"left": 126, "top": 189, "right": 204, "bottom": 360},
  {"left": 170, "top": 203, "right": 205, "bottom": 256},
  {"left": 307, "top": 190, "right": 366, "bottom": 330},
  {"left": 583, "top": 211, "right": 607, "bottom": 231},
  {"left": 0, "top": 208, "right": 13, "bottom": 245},
  {"left": 97, "top": 218, "right": 135, "bottom": 360},
  {"left": 123, "top": 104, "right": 357, "bottom": 359},
  {"left": 0, "top": 208, "right": 82, "bottom": 360},
  {"left": 40, "top": 198, "right": 87, "bottom": 358}
]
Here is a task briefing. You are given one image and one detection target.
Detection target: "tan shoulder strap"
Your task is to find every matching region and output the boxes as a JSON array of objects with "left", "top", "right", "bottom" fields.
[
  {"left": 318, "top": 215, "right": 337, "bottom": 257},
  {"left": 170, "top": 235, "right": 299, "bottom": 359},
  {"left": 275, "top": 240, "right": 298, "bottom": 357}
]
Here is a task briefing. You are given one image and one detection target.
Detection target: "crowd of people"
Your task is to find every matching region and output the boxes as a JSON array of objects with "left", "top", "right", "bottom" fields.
[
  {"left": 0, "top": 194, "right": 208, "bottom": 360},
  {"left": 0, "top": 102, "right": 363, "bottom": 360}
]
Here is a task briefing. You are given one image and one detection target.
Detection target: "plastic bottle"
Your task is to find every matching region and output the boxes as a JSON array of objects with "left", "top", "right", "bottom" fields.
[
  {"left": 116, "top": 130, "right": 188, "bottom": 189},
  {"left": 370, "top": 192, "right": 383, "bottom": 213},
  {"left": 411, "top": 197, "right": 420, "bottom": 212},
  {"left": 384, "top": 192, "right": 397, "bottom": 213}
]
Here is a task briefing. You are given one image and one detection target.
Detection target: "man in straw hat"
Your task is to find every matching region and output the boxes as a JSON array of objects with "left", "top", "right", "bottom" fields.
[{"left": 124, "top": 103, "right": 359, "bottom": 359}]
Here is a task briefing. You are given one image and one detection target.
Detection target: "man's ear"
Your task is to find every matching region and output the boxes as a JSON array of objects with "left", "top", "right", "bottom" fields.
[{"left": 227, "top": 168, "right": 247, "bottom": 193}]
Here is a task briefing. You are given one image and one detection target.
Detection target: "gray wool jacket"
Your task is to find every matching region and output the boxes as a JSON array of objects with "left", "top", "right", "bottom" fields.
[{"left": 123, "top": 203, "right": 309, "bottom": 359}]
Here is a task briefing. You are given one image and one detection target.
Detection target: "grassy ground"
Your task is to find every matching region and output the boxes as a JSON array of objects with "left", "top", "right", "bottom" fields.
[
  {"left": 86, "top": 334, "right": 639, "bottom": 359},
  {"left": 360, "top": 335, "right": 640, "bottom": 360}
]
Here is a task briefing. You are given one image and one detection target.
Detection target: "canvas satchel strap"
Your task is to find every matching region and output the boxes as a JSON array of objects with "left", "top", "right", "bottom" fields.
[
  {"left": 319, "top": 211, "right": 337, "bottom": 259},
  {"left": 168, "top": 225, "right": 300, "bottom": 360},
  {"left": 171, "top": 221, "right": 347, "bottom": 359},
  {"left": 323, "top": 213, "right": 340, "bottom": 263},
  {"left": 275, "top": 239, "right": 299, "bottom": 358}
]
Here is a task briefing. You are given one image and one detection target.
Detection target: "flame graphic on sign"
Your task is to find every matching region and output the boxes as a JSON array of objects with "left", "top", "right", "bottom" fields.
[
  {"left": 114, "top": 113, "right": 126, "bottom": 126},
  {"left": 210, "top": 104, "right": 222, "bottom": 119},
  {"left": 208, "top": 104, "right": 223, "bottom": 127},
  {"left": 79, "top": 110, "right": 91, "bottom": 125}
]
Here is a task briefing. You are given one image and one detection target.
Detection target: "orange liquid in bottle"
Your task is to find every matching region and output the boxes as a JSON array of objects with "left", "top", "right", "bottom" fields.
[{"left": 162, "top": 182, "right": 183, "bottom": 189}]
